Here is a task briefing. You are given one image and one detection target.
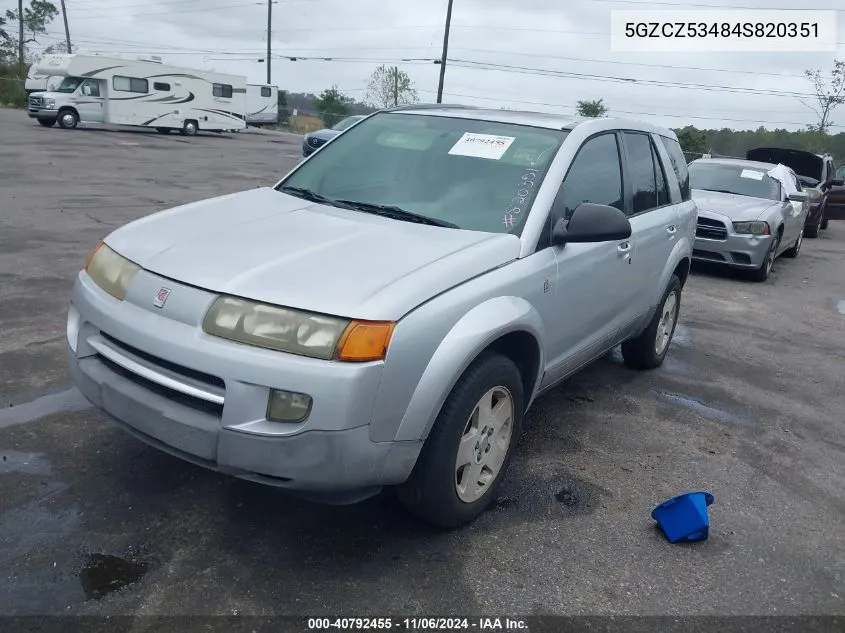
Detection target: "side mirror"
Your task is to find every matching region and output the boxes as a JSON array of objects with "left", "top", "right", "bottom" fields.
[
  {"left": 788, "top": 192, "right": 809, "bottom": 202},
  {"left": 552, "top": 202, "right": 632, "bottom": 246}
]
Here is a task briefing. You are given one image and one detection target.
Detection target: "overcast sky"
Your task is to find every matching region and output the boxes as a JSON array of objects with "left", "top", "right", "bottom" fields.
[{"left": 7, "top": 0, "right": 845, "bottom": 131}]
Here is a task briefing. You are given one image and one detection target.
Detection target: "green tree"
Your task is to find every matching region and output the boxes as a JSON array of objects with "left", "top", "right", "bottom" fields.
[
  {"left": 802, "top": 59, "right": 845, "bottom": 134},
  {"left": 314, "top": 85, "right": 352, "bottom": 127},
  {"left": 0, "top": 1, "right": 59, "bottom": 66},
  {"left": 674, "top": 126, "right": 708, "bottom": 155},
  {"left": 576, "top": 98, "right": 607, "bottom": 117},
  {"left": 365, "top": 64, "right": 418, "bottom": 108}
]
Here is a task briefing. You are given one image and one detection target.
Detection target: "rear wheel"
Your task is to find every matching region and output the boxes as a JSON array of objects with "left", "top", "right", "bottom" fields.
[
  {"left": 397, "top": 352, "right": 524, "bottom": 528},
  {"left": 57, "top": 109, "right": 78, "bottom": 129},
  {"left": 180, "top": 120, "right": 198, "bottom": 136},
  {"left": 621, "top": 275, "right": 681, "bottom": 370},
  {"left": 37, "top": 118, "right": 56, "bottom": 127}
]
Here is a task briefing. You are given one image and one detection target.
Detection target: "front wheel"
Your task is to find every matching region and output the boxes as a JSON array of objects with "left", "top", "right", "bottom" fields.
[
  {"left": 57, "top": 110, "right": 78, "bottom": 129},
  {"left": 621, "top": 274, "right": 682, "bottom": 370},
  {"left": 749, "top": 232, "right": 781, "bottom": 282},
  {"left": 37, "top": 118, "right": 56, "bottom": 128},
  {"left": 397, "top": 352, "right": 524, "bottom": 528},
  {"left": 820, "top": 218, "right": 829, "bottom": 230},
  {"left": 783, "top": 230, "right": 802, "bottom": 258}
]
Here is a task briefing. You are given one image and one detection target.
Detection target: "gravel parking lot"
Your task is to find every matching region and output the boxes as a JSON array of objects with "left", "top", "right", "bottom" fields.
[{"left": 1, "top": 107, "right": 844, "bottom": 618}]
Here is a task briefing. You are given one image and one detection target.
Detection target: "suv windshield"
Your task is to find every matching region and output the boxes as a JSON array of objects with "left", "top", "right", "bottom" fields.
[
  {"left": 689, "top": 162, "right": 781, "bottom": 201},
  {"left": 55, "top": 77, "right": 83, "bottom": 93},
  {"left": 278, "top": 112, "right": 567, "bottom": 233}
]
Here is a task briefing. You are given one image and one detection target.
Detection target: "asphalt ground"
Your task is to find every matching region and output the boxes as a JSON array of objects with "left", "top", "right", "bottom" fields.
[{"left": 1, "top": 108, "right": 844, "bottom": 622}]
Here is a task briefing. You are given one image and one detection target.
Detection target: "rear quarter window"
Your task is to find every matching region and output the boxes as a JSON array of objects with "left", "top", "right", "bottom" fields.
[{"left": 659, "top": 135, "right": 691, "bottom": 201}]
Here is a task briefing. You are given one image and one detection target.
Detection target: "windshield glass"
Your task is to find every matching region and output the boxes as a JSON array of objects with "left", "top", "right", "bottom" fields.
[
  {"left": 55, "top": 77, "right": 83, "bottom": 93},
  {"left": 836, "top": 165, "right": 845, "bottom": 180},
  {"left": 278, "top": 112, "right": 567, "bottom": 234},
  {"left": 689, "top": 162, "right": 781, "bottom": 201},
  {"left": 332, "top": 116, "right": 364, "bottom": 131}
]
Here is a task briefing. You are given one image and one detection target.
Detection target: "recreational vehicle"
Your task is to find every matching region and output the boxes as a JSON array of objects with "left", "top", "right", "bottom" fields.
[
  {"left": 26, "top": 53, "right": 247, "bottom": 135},
  {"left": 246, "top": 83, "right": 279, "bottom": 125}
]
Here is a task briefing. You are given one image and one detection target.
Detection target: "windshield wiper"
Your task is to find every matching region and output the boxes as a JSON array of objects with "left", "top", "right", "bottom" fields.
[
  {"left": 700, "top": 188, "right": 738, "bottom": 195},
  {"left": 278, "top": 186, "right": 352, "bottom": 210},
  {"left": 336, "top": 200, "right": 458, "bottom": 228}
]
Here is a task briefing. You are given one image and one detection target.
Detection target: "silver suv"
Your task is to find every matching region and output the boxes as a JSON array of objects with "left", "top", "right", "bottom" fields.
[{"left": 67, "top": 105, "right": 696, "bottom": 527}]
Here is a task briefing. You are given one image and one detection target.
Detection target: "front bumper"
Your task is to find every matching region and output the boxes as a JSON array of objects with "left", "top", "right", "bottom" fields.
[
  {"left": 693, "top": 211, "right": 773, "bottom": 269},
  {"left": 67, "top": 270, "right": 422, "bottom": 497},
  {"left": 28, "top": 107, "right": 57, "bottom": 119}
]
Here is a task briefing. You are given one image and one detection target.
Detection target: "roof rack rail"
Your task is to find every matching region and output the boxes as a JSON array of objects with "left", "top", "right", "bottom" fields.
[{"left": 383, "top": 103, "right": 479, "bottom": 112}]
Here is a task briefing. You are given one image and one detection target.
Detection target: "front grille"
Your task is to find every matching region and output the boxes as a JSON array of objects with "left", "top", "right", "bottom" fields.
[
  {"left": 29, "top": 95, "right": 42, "bottom": 107},
  {"left": 696, "top": 217, "right": 728, "bottom": 240},
  {"left": 693, "top": 249, "right": 726, "bottom": 261}
]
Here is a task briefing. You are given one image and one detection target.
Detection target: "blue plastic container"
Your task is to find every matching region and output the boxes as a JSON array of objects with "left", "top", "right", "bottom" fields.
[{"left": 651, "top": 491, "right": 714, "bottom": 543}]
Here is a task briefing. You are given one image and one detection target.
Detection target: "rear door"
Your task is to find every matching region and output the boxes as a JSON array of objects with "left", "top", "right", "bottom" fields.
[
  {"left": 619, "top": 131, "right": 680, "bottom": 318},
  {"left": 825, "top": 163, "right": 845, "bottom": 221}
]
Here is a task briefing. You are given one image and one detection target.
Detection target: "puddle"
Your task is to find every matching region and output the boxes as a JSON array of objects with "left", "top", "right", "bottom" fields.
[
  {"left": 655, "top": 390, "right": 752, "bottom": 427},
  {"left": 837, "top": 300, "right": 845, "bottom": 315},
  {"left": 488, "top": 470, "right": 606, "bottom": 520},
  {"left": 0, "top": 389, "right": 91, "bottom": 429},
  {"left": 0, "top": 451, "right": 52, "bottom": 476},
  {"left": 78, "top": 554, "right": 148, "bottom": 601},
  {"left": 554, "top": 485, "right": 585, "bottom": 507}
]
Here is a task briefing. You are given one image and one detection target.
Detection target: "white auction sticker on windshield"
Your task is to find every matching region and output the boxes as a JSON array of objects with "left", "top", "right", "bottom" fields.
[
  {"left": 740, "top": 169, "right": 765, "bottom": 180},
  {"left": 448, "top": 133, "right": 516, "bottom": 160}
]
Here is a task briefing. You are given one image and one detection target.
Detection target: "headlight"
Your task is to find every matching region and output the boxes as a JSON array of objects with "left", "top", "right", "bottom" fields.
[
  {"left": 84, "top": 242, "right": 141, "bottom": 301},
  {"left": 202, "top": 295, "right": 396, "bottom": 361},
  {"left": 733, "top": 221, "right": 770, "bottom": 236},
  {"left": 44, "top": 98, "right": 55, "bottom": 109}
]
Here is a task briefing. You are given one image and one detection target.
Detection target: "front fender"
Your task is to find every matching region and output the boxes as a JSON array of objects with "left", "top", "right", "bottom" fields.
[{"left": 392, "top": 296, "right": 545, "bottom": 443}]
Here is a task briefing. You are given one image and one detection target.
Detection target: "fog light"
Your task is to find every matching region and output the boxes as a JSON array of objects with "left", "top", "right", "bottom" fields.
[{"left": 267, "top": 389, "right": 312, "bottom": 422}]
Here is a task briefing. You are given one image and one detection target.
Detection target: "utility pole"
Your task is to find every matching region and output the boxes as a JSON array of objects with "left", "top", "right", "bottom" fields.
[
  {"left": 436, "top": 0, "right": 454, "bottom": 103},
  {"left": 393, "top": 66, "right": 398, "bottom": 106},
  {"left": 18, "top": 0, "right": 24, "bottom": 73},
  {"left": 60, "top": 0, "right": 72, "bottom": 53},
  {"left": 266, "top": 0, "right": 272, "bottom": 85}
]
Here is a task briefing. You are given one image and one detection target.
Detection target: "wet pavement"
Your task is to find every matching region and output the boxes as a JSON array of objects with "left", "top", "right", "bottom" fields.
[{"left": 1, "top": 108, "right": 844, "bottom": 617}]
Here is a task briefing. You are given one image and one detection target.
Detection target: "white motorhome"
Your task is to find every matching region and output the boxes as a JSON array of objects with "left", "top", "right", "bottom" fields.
[
  {"left": 25, "top": 65, "right": 62, "bottom": 95},
  {"left": 246, "top": 83, "right": 279, "bottom": 125},
  {"left": 27, "top": 53, "right": 247, "bottom": 135}
]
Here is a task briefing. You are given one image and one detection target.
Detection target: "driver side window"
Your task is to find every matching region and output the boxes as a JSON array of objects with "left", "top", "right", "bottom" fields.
[{"left": 554, "top": 133, "right": 624, "bottom": 222}]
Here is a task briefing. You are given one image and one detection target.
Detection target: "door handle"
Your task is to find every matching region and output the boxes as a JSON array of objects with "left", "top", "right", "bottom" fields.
[{"left": 617, "top": 241, "right": 631, "bottom": 253}]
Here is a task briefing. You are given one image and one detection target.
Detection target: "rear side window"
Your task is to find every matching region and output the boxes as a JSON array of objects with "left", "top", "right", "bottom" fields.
[
  {"left": 213, "top": 83, "right": 233, "bottom": 98},
  {"left": 659, "top": 135, "right": 691, "bottom": 201},
  {"left": 261, "top": 86, "right": 272, "bottom": 98},
  {"left": 113, "top": 75, "right": 148, "bottom": 94},
  {"left": 555, "top": 132, "right": 624, "bottom": 220},
  {"left": 653, "top": 141, "right": 670, "bottom": 207},
  {"left": 623, "top": 132, "right": 659, "bottom": 214},
  {"left": 153, "top": 82, "right": 170, "bottom": 91}
]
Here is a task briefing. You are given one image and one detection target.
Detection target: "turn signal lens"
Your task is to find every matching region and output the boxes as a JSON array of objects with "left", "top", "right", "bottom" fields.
[
  {"left": 84, "top": 241, "right": 104, "bottom": 270},
  {"left": 334, "top": 320, "right": 395, "bottom": 362}
]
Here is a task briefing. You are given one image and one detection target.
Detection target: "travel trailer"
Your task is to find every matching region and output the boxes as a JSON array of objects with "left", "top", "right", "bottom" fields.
[
  {"left": 24, "top": 65, "right": 62, "bottom": 95},
  {"left": 26, "top": 53, "right": 247, "bottom": 135},
  {"left": 246, "top": 83, "right": 279, "bottom": 125}
]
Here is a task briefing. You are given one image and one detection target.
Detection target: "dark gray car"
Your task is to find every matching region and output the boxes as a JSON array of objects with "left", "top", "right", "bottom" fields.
[{"left": 302, "top": 115, "right": 366, "bottom": 157}]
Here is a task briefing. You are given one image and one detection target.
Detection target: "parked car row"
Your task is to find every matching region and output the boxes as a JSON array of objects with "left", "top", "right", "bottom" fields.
[{"left": 64, "top": 104, "right": 839, "bottom": 529}]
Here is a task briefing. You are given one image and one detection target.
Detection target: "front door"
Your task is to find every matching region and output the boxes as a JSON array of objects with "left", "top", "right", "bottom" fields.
[
  {"left": 75, "top": 79, "right": 105, "bottom": 123},
  {"left": 619, "top": 131, "right": 680, "bottom": 318},
  {"left": 540, "top": 131, "right": 639, "bottom": 388},
  {"left": 824, "top": 164, "right": 845, "bottom": 221}
]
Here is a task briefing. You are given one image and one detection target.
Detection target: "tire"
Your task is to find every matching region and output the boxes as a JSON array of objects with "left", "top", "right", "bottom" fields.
[
  {"left": 749, "top": 231, "right": 781, "bottom": 282},
  {"left": 621, "top": 275, "right": 682, "bottom": 370},
  {"left": 156, "top": 127, "right": 171, "bottom": 134},
  {"left": 57, "top": 109, "right": 78, "bottom": 129},
  {"left": 805, "top": 222, "right": 820, "bottom": 238},
  {"left": 783, "top": 229, "right": 803, "bottom": 258},
  {"left": 397, "top": 352, "right": 525, "bottom": 528},
  {"left": 37, "top": 118, "right": 56, "bottom": 127},
  {"left": 180, "top": 120, "right": 198, "bottom": 136},
  {"left": 820, "top": 218, "right": 829, "bottom": 230}
]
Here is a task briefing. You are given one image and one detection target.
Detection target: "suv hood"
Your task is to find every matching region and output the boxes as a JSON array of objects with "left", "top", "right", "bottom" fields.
[
  {"left": 746, "top": 147, "right": 823, "bottom": 183},
  {"left": 104, "top": 187, "right": 520, "bottom": 321},
  {"left": 692, "top": 189, "right": 780, "bottom": 221}
]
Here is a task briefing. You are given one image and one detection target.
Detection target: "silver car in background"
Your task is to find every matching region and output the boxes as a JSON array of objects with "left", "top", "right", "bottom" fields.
[
  {"left": 689, "top": 158, "right": 809, "bottom": 282},
  {"left": 67, "top": 105, "right": 695, "bottom": 527}
]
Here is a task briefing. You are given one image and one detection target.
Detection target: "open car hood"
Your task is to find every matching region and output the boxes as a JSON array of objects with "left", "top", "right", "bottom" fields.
[{"left": 746, "top": 147, "right": 823, "bottom": 184}]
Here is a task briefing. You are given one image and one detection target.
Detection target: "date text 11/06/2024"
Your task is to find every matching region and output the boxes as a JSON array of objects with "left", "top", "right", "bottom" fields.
[{"left": 307, "top": 617, "right": 528, "bottom": 630}]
